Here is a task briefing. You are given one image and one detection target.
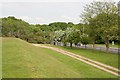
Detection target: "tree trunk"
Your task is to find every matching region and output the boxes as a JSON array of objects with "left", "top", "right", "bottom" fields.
[
  {"left": 92, "top": 42, "right": 95, "bottom": 48},
  {"left": 53, "top": 42, "right": 55, "bottom": 45},
  {"left": 92, "top": 37, "right": 96, "bottom": 48},
  {"left": 63, "top": 42, "right": 66, "bottom": 46},
  {"left": 70, "top": 42, "right": 72, "bottom": 48},
  {"left": 105, "top": 37, "right": 109, "bottom": 51},
  {"left": 85, "top": 45, "right": 87, "bottom": 48},
  {"left": 26, "top": 38, "right": 28, "bottom": 42}
]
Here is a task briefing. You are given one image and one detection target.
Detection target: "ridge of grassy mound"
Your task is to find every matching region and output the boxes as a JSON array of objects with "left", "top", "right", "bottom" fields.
[{"left": 2, "top": 38, "right": 117, "bottom": 78}]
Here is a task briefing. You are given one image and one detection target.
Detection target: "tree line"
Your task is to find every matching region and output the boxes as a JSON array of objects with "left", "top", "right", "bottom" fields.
[{"left": 1, "top": 1, "right": 119, "bottom": 51}]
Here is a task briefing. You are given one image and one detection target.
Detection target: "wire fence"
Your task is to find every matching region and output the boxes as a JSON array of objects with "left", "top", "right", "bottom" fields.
[{"left": 54, "top": 42, "right": 119, "bottom": 54}]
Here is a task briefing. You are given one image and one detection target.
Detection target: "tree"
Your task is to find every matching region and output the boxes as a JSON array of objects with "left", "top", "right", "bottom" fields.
[
  {"left": 2, "top": 16, "right": 30, "bottom": 39},
  {"left": 65, "top": 27, "right": 80, "bottom": 48},
  {"left": 49, "top": 22, "right": 68, "bottom": 31},
  {"left": 53, "top": 30, "right": 66, "bottom": 45},
  {"left": 81, "top": 1, "right": 118, "bottom": 51},
  {"left": 80, "top": 34, "right": 91, "bottom": 48},
  {"left": 88, "top": 17, "right": 99, "bottom": 48},
  {"left": 96, "top": 12, "right": 118, "bottom": 51},
  {"left": 67, "top": 22, "right": 74, "bottom": 28}
]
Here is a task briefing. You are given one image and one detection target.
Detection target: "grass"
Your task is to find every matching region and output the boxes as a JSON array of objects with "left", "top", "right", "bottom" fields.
[
  {"left": 89, "top": 44, "right": 119, "bottom": 48},
  {"left": 2, "top": 38, "right": 118, "bottom": 78},
  {"left": 46, "top": 44, "right": 119, "bottom": 69}
]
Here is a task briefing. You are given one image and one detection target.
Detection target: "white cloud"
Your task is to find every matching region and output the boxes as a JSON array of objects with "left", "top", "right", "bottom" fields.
[
  {"left": 0, "top": 0, "right": 92, "bottom": 2},
  {"left": 15, "top": 15, "right": 80, "bottom": 24},
  {"left": 61, "top": 15, "right": 79, "bottom": 24},
  {"left": 17, "top": 16, "right": 47, "bottom": 24},
  {"left": 18, "top": 16, "right": 31, "bottom": 20},
  {"left": 16, "top": 15, "right": 80, "bottom": 24},
  {"left": 1, "top": 0, "right": 119, "bottom": 2}
]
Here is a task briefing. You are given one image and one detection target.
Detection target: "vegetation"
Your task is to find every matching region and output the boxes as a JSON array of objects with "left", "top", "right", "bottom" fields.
[
  {"left": 1, "top": 1, "right": 118, "bottom": 51},
  {"left": 81, "top": 1, "right": 118, "bottom": 50},
  {"left": 2, "top": 38, "right": 117, "bottom": 78},
  {"left": 1, "top": 1, "right": 119, "bottom": 78}
]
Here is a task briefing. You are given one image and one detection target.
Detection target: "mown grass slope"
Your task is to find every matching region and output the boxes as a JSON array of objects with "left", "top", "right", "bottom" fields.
[{"left": 2, "top": 38, "right": 117, "bottom": 78}]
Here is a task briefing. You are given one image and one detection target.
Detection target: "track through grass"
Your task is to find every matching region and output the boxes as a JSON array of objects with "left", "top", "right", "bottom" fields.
[{"left": 44, "top": 44, "right": 119, "bottom": 69}]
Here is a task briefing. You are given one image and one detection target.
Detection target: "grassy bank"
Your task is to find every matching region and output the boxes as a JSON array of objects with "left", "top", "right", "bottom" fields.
[{"left": 2, "top": 38, "right": 117, "bottom": 78}]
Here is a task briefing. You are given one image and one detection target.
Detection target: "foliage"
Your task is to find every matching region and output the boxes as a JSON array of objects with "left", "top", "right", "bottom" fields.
[
  {"left": 81, "top": 1, "right": 118, "bottom": 50},
  {"left": 80, "top": 34, "right": 90, "bottom": 47},
  {"left": 54, "top": 30, "right": 65, "bottom": 41},
  {"left": 49, "top": 22, "right": 68, "bottom": 31},
  {"left": 1, "top": 1, "right": 118, "bottom": 48},
  {"left": 65, "top": 27, "right": 80, "bottom": 46}
]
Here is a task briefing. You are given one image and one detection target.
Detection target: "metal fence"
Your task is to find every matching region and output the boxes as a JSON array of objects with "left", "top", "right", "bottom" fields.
[{"left": 54, "top": 42, "right": 119, "bottom": 54}]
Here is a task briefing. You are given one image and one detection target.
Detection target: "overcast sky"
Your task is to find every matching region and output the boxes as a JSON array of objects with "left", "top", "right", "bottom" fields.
[{"left": 0, "top": 0, "right": 119, "bottom": 24}]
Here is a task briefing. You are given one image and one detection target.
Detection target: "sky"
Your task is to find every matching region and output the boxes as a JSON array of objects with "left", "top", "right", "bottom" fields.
[{"left": 0, "top": 0, "right": 119, "bottom": 24}]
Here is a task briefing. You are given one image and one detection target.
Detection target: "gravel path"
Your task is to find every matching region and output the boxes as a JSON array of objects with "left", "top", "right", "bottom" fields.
[{"left": 33, "top": 44, "right": 120, "bottom": 76}]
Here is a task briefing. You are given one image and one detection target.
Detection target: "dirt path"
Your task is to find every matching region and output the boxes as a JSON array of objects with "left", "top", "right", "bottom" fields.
[{"left": 32, "top": 44, "right": 120, "bottom": 76}]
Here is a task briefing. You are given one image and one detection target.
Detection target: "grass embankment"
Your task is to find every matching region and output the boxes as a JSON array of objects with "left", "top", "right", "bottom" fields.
[
  {"left": 46, "top": 44, "right": 119, "bottom": 69},
  {"left": 2, "top": 38, "right": 117, "bottom": 78}
]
